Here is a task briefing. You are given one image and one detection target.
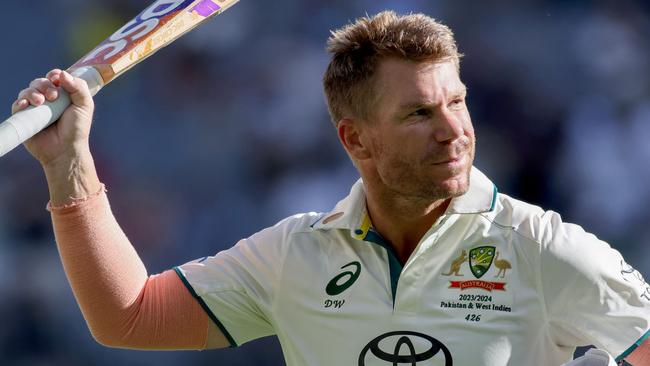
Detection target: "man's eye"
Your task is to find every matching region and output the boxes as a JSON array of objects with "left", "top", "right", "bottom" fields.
[
  {"left": 410, "top": 109, "right": 429, "bottom": 117},
  {"left": 450, "top": 99, "right": 465, "bottom": 108}
]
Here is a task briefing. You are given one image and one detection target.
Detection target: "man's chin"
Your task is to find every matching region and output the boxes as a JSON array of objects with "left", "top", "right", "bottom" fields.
[{"left": 437, "top": 172, "right": 471, "bottom": 197}]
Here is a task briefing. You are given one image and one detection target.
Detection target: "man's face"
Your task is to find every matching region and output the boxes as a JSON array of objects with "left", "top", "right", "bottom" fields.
[{"left": 360, "top": 58, "right": 475, "bottom": 201}]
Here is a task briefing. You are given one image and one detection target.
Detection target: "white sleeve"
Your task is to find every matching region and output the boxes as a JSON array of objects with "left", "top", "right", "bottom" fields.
[
  {"left": 174, "top": 217, "right": 296, "bottom": 347},
  {"left": 538, "top": 211, "right": 650, "bottom": 359}
]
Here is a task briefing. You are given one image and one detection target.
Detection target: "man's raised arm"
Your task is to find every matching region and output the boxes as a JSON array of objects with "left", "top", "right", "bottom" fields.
[{"left": 11, "top": 69, "right": 227, "bottom": 350}]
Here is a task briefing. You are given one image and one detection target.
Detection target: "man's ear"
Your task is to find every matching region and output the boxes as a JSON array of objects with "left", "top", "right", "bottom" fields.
[{"left": 337, "top": 118, "right": 372, "bottom": 161}]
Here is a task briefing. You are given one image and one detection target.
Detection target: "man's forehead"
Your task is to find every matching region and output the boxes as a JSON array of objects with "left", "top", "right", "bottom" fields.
[{"left": 375, "top": 58, "right": 465, "bottom": 104}]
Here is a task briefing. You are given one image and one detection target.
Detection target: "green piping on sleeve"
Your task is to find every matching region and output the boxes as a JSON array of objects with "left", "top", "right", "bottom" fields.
[
  {"left": 615, "top": 328, "right": 650, "bottom": 363},
  {"left": 173, "top": 266, "right": 238, "bottom": 348}
]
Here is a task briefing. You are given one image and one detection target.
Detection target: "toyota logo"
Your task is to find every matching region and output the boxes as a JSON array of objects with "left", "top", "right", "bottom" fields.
[{"left": 358, "top": 331, "right": 452, "bottom": 365}]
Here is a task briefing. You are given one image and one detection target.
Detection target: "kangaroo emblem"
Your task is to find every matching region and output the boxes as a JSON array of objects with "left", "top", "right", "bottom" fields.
[{"left": 442, "top": 250, "right": 468, "bottom": 276}]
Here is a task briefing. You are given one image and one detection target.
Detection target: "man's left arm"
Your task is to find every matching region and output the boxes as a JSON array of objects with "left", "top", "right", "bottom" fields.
[
  {"left": 626, "top": 339, "right": 650, "bottom": 365},
  {"left": 537, "top": 211, "right": 650, "bottom": 363}
]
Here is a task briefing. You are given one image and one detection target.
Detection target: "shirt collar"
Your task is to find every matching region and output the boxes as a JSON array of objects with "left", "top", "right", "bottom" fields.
[
  {"left": 446, "top": 167, "right": 498, "bottom": 215},
  {"left": 312, "top": 178, "right": 371, "bottom": 239},
  {"left": 312, "top": 166, "right": 497, "bottom": 236}
]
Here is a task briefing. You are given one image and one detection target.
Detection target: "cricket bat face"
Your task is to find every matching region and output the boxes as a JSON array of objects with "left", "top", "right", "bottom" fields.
[
  {"left": 70, "top": 0, "right": 239, "bottom": 84},
  {"left": 0, "top": 0, "right": 239, "bottom": 158}
]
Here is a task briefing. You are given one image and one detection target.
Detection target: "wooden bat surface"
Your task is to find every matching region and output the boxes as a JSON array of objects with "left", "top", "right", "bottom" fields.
[
  {"left": 0, "top": 0, "right": 239, "bottom": 157},
  {"left": 71, "top": 0, "right": 240, "bottom": 84}
]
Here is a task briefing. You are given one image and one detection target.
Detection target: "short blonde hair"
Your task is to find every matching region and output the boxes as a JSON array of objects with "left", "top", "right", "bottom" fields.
[{"left": 323, "top": 11, "right": 462, "bottom": 126}]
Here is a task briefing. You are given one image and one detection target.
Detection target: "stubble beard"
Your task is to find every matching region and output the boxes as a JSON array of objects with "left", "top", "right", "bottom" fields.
[{"left": 381, "top": 140, "right": 475, "bottom": 204}]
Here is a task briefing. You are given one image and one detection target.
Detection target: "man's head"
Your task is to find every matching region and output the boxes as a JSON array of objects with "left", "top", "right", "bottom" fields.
[
  {"left": 323, "top": 11, "right": 475, "bottom": 203},
  {"left": 323, "top": 11, "right": 462, "bottom": 126}
]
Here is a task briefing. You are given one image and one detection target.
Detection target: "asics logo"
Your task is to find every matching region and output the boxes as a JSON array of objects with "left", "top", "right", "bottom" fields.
[{"left": 326, "top": 261, "right": 361, "bottom": 296}]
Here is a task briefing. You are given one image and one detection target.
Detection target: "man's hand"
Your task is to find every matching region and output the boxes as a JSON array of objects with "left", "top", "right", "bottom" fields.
[
  {"left": 11, "top": 69, "right": 94, "bottom": 167},
  {"left": 12, "top": 69, "right": 100, "bottom": 206}
]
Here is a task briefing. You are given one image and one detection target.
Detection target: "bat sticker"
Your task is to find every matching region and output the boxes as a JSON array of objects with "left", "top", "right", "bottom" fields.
[
  {"left": 74, "top": 0, "right": 195, "bottom": 67},
  {"left": 191, "top": 0, "right": 222, "bottom": 17}
]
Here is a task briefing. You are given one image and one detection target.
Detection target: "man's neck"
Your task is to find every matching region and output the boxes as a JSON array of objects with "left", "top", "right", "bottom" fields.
[{"left": 365, "top": 185, "right": 451, "bottom": 266}]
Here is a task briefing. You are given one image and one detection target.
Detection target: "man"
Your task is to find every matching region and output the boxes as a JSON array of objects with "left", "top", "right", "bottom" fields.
[{"left": 12, "top": 10, "right": 650, "bottom": 365}]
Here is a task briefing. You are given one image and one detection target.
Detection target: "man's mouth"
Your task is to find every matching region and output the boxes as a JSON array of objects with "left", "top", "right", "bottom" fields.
[{"left": 432, "top": 152, "right": 465, "bottom": 166}]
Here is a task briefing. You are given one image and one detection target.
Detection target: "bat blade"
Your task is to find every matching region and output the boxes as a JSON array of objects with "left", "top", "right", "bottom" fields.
[
  {"left": 70, "top": 0, "right": 240, "bottom": 84},
  {"left": 0, "top": 0, "right": 239, "bottom": 157}
]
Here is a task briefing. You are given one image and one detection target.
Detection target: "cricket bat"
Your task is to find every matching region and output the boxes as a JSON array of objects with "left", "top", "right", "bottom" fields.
[{"left": 0, "top": 0, "right": 239, "bottom": 157}]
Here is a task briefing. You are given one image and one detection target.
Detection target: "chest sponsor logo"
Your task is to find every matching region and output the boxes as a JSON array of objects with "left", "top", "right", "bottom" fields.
[
  {"left": 323, "top": 261, "right": 360, "bottom": 309},
  {"left": 358, "top": 331, "right": 452, "bottom": 365}
]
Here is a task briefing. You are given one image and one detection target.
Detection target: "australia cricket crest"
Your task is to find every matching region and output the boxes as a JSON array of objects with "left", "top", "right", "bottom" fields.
[
  {"left": 469, "top": 246, "right": 495, "bottom": 279},
  {"left": 443, "top": 245, "right": 509, "bottom": 292},
  {"left": 440, "top": 245, "right": 514, "bottom": 318}
]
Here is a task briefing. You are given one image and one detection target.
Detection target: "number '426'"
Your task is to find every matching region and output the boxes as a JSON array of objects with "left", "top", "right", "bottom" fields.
[{"left": 465, "top": 314, "right": 481, "bottom": 322}]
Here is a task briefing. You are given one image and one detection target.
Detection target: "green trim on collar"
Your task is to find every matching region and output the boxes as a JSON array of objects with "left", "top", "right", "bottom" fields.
[
  {"left": 489, "top": 185, "right": 498, "bottom": 212},
  {"left": 444, "top": 168, "right": 499, "bottom": 214},
  {"left": 173, "top": 267, "right": 238, "bottom": 348},
  {"left": 616, "top": 328, "right": 650, "bottom": 362},
  {"left": 362, "top": 230, "right": 403, "bottom": 306}
]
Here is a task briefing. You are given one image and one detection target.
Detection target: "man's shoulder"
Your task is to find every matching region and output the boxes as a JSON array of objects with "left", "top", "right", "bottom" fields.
[
  {"left": 488, "top": 191, "right": 564, "bottom": 246},
  {"left": 493, "top": 192, "right": 546, "bottom": 221},
  {"left": 248, "top": 211, "right": 326, "bottom": 244}
]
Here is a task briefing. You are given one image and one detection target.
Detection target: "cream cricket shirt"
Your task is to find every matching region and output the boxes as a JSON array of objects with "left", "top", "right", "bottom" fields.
[{"left": 175, "top": 168, "right": 650, "bottom": 365}]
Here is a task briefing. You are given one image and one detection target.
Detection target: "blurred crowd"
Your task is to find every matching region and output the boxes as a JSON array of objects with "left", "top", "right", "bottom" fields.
[{"left": 1, "top": 0, "right": 649, "bottom": 364}]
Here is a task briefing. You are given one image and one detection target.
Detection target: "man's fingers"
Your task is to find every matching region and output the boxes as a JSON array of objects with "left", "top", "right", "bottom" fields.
[
  {"left": 58, "top": 71, "right": 87, "bottom": 94},
  {"left": 29, "top": 78, "right": 53, "bottom": 92},
  {"left": 11, "top": 98, "right": 29, "bottom": 114},
  {"left": 17, "top": 88, "right": 46, "bottom": 107},
  {"left": 29, "top": 78, "right": 59, "bottom": 102},
  {"left": 46, "top": 68, "right": 63, "bottom": 82},
  {"left": 55, "top": 70, "right": 93, "bottom": 109},
  {"left": 10, "top": 68, "right": 93, "bottom": 116},
  {"left": 45, "top": 87, "right": 59, "bottom": 101}
]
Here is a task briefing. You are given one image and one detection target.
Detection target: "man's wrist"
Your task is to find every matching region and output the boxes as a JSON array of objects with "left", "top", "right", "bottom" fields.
[{"left": 43, "top": 149, "right": 102, "bottom": 206}]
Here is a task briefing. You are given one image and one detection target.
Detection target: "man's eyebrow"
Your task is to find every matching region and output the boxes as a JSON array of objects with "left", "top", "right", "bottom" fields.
[
  {"left": 397, "top": 87, "right": 468, "bottom": 111},
  {"left": 396, "top": 101, "right": 434, "bottom": 112},
  {"left": 450, "top": 86, "right": 468, "bottom": 98}
]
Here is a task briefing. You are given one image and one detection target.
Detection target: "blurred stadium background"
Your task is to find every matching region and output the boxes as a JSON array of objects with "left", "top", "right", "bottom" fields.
[{"left": 1, "top": 0, "right": 649, "bottom": 364}]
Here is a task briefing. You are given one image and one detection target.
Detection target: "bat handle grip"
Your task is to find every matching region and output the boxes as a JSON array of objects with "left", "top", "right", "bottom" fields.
[{"left": 0, "top": 66, "right": 104, "bottom": 158}]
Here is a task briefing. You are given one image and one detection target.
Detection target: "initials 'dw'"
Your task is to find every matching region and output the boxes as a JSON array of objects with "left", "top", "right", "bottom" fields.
[{"left": 324, "top": 299, "right": 345, "bottom": 309}]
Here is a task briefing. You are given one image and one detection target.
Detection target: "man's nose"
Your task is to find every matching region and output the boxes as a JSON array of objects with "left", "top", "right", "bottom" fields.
[{"left": 434, "top": 107, "right": 464, "bottom": 142}]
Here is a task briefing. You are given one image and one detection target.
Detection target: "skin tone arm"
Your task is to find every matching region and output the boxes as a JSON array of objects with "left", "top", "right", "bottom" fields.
[
  {"left": 12, "top": 69, "right": 228, "bottom": 349},
  {"left": 627, "top": 340, "right": 650, "bottom": 365}
]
